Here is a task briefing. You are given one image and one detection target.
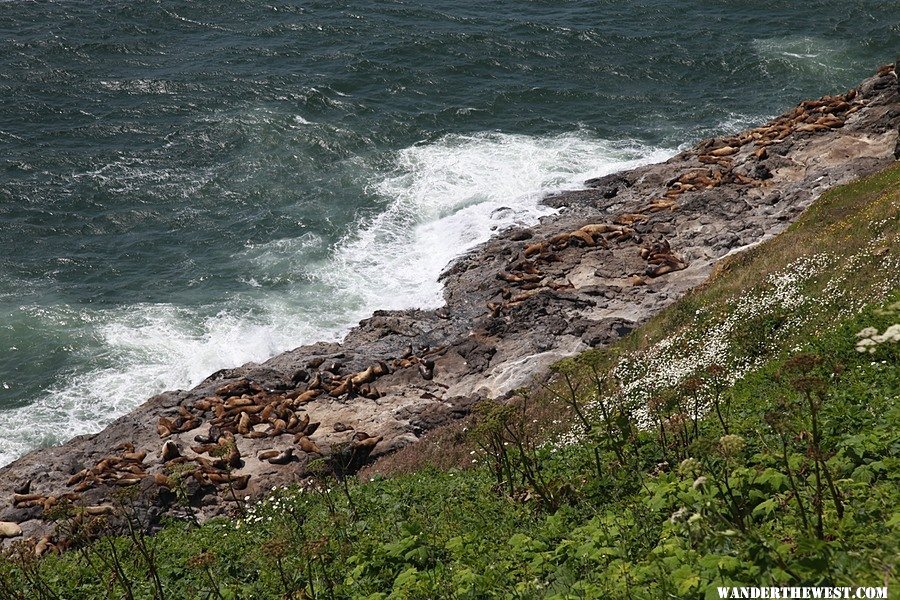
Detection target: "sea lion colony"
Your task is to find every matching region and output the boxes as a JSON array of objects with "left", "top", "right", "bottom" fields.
[
  {"left": 485, "top": 75, "right": 885, "bottom": 318},
  {"left": 0, "top": 63, "right": 897, "bottom": 553}
]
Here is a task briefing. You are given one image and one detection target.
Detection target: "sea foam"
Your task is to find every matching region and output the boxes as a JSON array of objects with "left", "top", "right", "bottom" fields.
[{"left": 318, "top": 131, "right": 673, "bottom": 311}]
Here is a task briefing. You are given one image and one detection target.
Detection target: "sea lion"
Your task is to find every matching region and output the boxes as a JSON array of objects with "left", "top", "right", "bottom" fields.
[
  {"left": 215, "top": 379, "right": 256, "bottom": 398},
  {"left": 290, "top": 369, "right": 310, "bottom": 384},
  {"left": 307, "top": 372, "right": 323, "bottom": 390},
  {"left": 195, "top": 455, "right": 226, "bottom": 471},
  {"left": 161, "top": 441, "right": 181, "bottom": 463},
  {"left": 257, "top": 449, "right": 280, "bottom": 460},
  {"left": 568, "top": 229, "right": 595, "bottom": 247},
  {"left": 122, "top": 451, "right": 147, "bottom": 463},
  {"left": 207, "top": 473, "right": 250, "bottom": 490},
  {"left": 796, "top": 123, "right": 828, "bottom": 133},
  {"left": 34, "top": 536, "right": 52, "bottom": 557},
  {"left": 817, "top": 115, "right": 844, "bottom": 128},
  {"left": 547, "top": 232, "right": 571, "bottom": 248},
  {"left": 508, "top": 289, "right": 541, "bottom": 304},
  {"left": 267, "top": 448, "right": 294, "bottom": 465},
  {"left": 191, "top": 442, "right": 220, "bottom": 455},
  {"left": 351, "top": 436, "right": 382, "bottom": 453},
  {"left": 292, "top": 389, "right": 320, "bottom": 404},
  {"left": 237, "top": 411, "right": 252, "bottom": 435},
  {"left": 649, "top": 264, "right": 679, "bottom": 276},
  {"left": 329, "top": 377, "right": 353, "bottom": 397},
  {"left": 157, "top": 416, "right": 175, "bottom": 438},
  {"left": 291, "top": 412, "right": 310, "bottom": 433},
  {"left": 12, "top": 479, "right": 31, "bottom": 495},
  {"left": 65, "top": 471, "right": 88, "bottom": 486},
  {"left": 193, "top": 397, "right": 214, "bottom": 412},
  {"left": 668, "top": 182, "right": 695, "bottom": 193},
  {"left": 708, "top": 145, "right": 738, "bottom": 157},
  {"left": 497, "top": 272, "right": 531, "bottom": 284},
  {"left": 225, "top": 396, "right": 254, "bottom": 410},
  {"left": 823, "top": 101, "right": 850, "bottom": 114},
  {"left": 523, "top": 242, "right": 546, "bottom": 257},
  {"left": 177, "top": 418, "right": 201, "bottom": 433},
  {"left": 295, "top": 436, "right": 321, "bottom": 454},
  {"left": 351, "top": 366, "right": 376, "bottom": 386},
  {"left": 13, "top": 493, "right": 42, "bottom": 505},
  {"left": 73, "top": 479, "right": 98, "bottom": 494},
  {"left": 577, "top": 223, "right": 614, "bottom": 237},
  {"left": 358, "top": 384, "right": 381, "bottom": 400},
  {"left": 373, "top": 361, "right": 391, "bottom": 376},
  {"left": 226, "top": 444, "right": 242, "bottom": 469},
  {"left": 645, "top": 199, "right": 677, "bottom": 213},
  {"left": 418, "top": 359, "right": 435, "bottom": 381},
  {"left": 84, "top": 505, "right": 114, "bottom": 516},
  {"left": 0, "top": 522, "right": 23, "bottom": 539}
]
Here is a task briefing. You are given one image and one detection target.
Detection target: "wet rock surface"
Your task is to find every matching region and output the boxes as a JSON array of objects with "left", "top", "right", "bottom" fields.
[{"left": 1, "top": 65, "right": 898, "bottom": 549}]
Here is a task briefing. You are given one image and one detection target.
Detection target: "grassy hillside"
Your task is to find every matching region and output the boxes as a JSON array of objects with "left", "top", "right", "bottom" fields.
[{"left": 2, "top": 164, "right": 899, "bottom": 599}]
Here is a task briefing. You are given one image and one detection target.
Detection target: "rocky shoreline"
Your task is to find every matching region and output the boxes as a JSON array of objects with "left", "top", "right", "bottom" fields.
[{"left": 1, "top": 64, "right": 898, "bottom": 549}]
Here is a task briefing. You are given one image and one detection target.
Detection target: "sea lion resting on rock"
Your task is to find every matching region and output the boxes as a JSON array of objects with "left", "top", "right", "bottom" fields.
[{"left": 640, "top": 239, "right": 688, "bottom": 277}]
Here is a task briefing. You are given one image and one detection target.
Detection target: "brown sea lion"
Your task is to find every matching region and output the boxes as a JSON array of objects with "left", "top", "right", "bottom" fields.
[
  {"left": 267, "top": 448, "right": 294, "bottom": 465},
  {"left": 568, "top": 229, "right": 595, "bottom": 247},
  {"left": 161, "top": 441, "right": 181, "bottom": 463},
  {"left": 523, "top": 242, "right": 546, "bottom": 257},
  {"left": 157, "top": 416, "right": 175, "bottom": 438},
  {"left": 418, "top": 359, "right": 435, "bottom": 381},
  {"left": 34, "top": 536, "right": 52, "bottom": 557},
  {"left": 295, "top": 436, "right": 321, "bottom": 454},
  {"left": 237, "top": 411, "right": 252, "bottom": 435},
  {"left": 351, "top": 366, "right": 376, "bottom": 386},
  {"left": 329, "top": 377, "right": 354, "bottom": 397}
]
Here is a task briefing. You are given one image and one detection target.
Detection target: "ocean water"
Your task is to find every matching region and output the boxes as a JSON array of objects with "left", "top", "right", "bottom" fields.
[{"left": 0, "top": 0, "right": 897, "bottom": 466}]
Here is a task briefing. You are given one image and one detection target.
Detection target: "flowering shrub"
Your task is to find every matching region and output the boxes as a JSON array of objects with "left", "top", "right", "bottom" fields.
[{"left": 856, "top": 323, "right": 900, "bottom": 352}]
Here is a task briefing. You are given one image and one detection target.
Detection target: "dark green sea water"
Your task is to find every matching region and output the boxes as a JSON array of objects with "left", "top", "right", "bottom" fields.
[{"left": 0, "top": 0, "right": 897, "bottom": 464}]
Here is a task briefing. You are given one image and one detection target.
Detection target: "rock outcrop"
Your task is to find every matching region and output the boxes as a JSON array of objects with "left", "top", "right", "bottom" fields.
[{"left": 1, "top": 64, "right": 898, "bottom": 550}]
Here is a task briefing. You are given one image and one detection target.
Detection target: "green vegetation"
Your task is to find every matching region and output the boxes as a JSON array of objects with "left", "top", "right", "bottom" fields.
[{"left": 1, "top": 165, "right": 898, "bottom": 599}]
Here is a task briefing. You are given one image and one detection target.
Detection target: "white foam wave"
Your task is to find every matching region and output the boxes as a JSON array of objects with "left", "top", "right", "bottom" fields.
[
  {"left": 317, "top": 130, "right": 673, "bottom": 310},
  {"left": 0, "top": 301, "right": 335, "bottom": 466},
  {"left": 0, "top": 130, "right": 672, "bottom": 467}
]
